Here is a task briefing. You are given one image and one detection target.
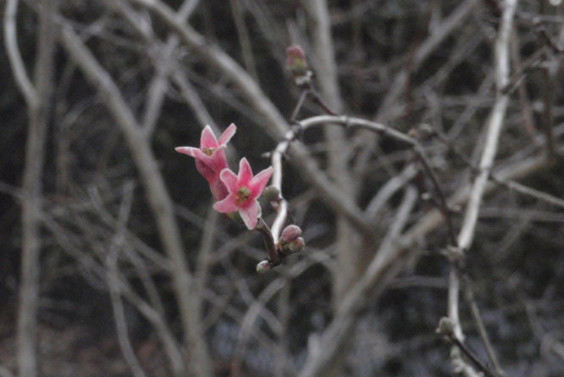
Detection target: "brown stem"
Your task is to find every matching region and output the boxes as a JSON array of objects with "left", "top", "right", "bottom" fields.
[
  {"left": 309, "top": 89, "right": 337, "bottom": 116},
  {"left": 412, "top": 144, "right": 458, "bottom": 247},
  {"left": 256, "top": 218, "right": 279, "bottom": 264}
]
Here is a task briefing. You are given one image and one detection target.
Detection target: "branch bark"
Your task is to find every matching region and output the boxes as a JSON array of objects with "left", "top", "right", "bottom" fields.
[
  {"left": 6, "top": 1, "right": 58, "bottom": 376},
  {"left": 302, "top": 0, "right": 361, "bottom": 317}
]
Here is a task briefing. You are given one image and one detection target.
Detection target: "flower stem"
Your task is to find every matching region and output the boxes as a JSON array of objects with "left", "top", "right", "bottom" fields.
[{"left": 255, "top": 218, "right": 279, "bottom": 265}]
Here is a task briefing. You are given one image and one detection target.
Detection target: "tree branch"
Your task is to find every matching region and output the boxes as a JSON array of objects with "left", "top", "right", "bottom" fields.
[
  {"left": 58, "top": 23, "right": 212, "bottom": 377},
  {"left": 448, "top": 0, "right": 517, "bottom": 375},
  {"left": 13, "top": 1, "right": 57, "bottom": 376},
  {"left": 3, "top": 0, "right": 38, "bottom": 108},
  {"left": 126, "top": 0, "right": 374, "bottom": 236}
]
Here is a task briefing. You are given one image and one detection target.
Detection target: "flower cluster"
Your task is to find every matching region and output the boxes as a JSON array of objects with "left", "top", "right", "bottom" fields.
[{"left": 176, "top": 124, "right": 273, "bottom": 230}]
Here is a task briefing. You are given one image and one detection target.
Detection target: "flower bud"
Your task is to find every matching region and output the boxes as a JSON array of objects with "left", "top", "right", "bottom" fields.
[
  {"left": 256, "top": 260, "right": 271, "bottom": 274},
  {"left": 286, "top": 45, "right": 308, "bottom": 77},
  {"left": 287, "top": 237, "right": 305, "bottom": 253},
  {"left": 286, "top": 45, "right": 312, "bottom": 87},
  {"left": 436, "top": 317, "right": 455, "bottom": 336},
  {"left": 280, "top": 224, "right": 302, "bottom": 242},
  {"left": 263, "top": 185, "right": 281, "bottom": 203}
]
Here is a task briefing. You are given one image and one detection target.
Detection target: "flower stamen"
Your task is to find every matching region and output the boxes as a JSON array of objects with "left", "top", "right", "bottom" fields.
[{"left": 236, "top": 186, "right": 251, "bottom": 205}]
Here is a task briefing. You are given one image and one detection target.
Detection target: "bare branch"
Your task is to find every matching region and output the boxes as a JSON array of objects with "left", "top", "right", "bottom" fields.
[
  {"left": 126, "top": 0, "right": 376, "bottom": 237},
  {"left": 15, "top": 1, "right": 57, "bottom": 376},
  {"left": 0, "top": 366, "right": 15, "bottom": 377},
  {"left": 298, "top": 186, "right": 418, "bottom": 377},
  {"left": 105, "top": 184, "right": 147, "bottom": 377},
  {"left": 58, "top": 23, "right": 212, "bottom": 377},
  {"left": 456, "top": 0, "right": 516, "bottom": 253},
  {"left": 230, "top": 0, "right": 259, "bottom": 81},
  {"left": 448, "top": 1, "right": 518, "bottom": 375},
  {"left": 376, "top": 0, "right": 480, "bottom": 121},
  {"left": 3, "top": 0, "right": 38, "bottom": 108},
  {"left": 42, "top": 210, "right": 187, "bottom": 376}
]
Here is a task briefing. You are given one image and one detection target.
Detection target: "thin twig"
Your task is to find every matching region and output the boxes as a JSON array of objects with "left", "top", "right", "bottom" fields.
[
  {"left": 448, "top": 1, "right": 517, "bottom": 376},
  {"left": 127, "top": 0, "right": 375, "bottom": 237},
  {"left": 289, "top": 90, "right": 309, "bottom": 121},
  {"left": 309, "top": 90, "right": 337, "bottom": 116},
  {"left": 256, "top": 218, "right": 279, "bottom": 264},
  {"left": 298, "top": 186, "right": 418, "bottom": 377},
  {"left": 230, "top": 0, "right": 259, "bottom": 82},
  {"left": 106, "top": 184, "right": 147, "bottom": 377},
  {"left": 42, "top": 212, "right": 187, "bottom": 376},
  {"left": 296, "top": 115, "right": 455, "bottom": 240},
  {"left": 461, "top": 272, "right": 505, "bottom": 376},
  {"left": 447, "top": 334, "right": 500, "bottom": 377},
  {"left": 431, "top": 128, "right": 564, "bottom": 209},
  {"left": 4, "top": 0, "right": 38, "bottom": 108},
  {"left": 58, "top": 22, "right": 212, "bottom": 377},
  {"left": 541, "top": 61, "right": 556, "bottom": 164}
]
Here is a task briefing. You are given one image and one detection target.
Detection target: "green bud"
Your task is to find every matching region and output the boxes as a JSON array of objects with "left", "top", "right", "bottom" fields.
[{"left": 263, "top": 186, "right": 281, "bottom": 202}]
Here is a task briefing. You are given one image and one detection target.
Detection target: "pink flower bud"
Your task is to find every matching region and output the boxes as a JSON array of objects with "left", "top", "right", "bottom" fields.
[
  {"left": 280, "top": 224, "right": 302, "bottom": 242},
  {"left": 286, "top": 45, "right": 308, "bottom": 77},
  {"left": 256, "top": 260, "right": 271, "bottom": 274}
]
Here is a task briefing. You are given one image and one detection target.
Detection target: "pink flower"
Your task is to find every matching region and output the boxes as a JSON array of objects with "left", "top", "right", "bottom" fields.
[
  {"left": 175, "top": 124, "right": 236, "bottom": 199},
  {"left": 213, "top": 158, "right": 273, "bottom": 229}
]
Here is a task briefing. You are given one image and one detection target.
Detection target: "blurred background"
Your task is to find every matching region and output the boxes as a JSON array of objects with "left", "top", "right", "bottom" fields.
[{"left": 0, "top": 0, "right": 563, "bottom": 376}]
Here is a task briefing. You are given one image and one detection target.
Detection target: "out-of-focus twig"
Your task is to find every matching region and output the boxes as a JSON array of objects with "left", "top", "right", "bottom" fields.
[
  {"left": 376, "top": 0, "right": 479, "bottom": 121},
  {"left": 298, "top": 186, "right": 417, "bottom": 377},
  {"left": 430, "top": 128, "right": 564, "bottom": 209},
  {"left": 106, "top": 184, "right": 147, "bottom": 377},
  {"left": 59, "top": 23, "right": 212, "bottom": 377},
  {"left": 0, "top": 365, "right": 15, "bottom": 377},
  {"left": 230, "top": 0, "right": 258, "bottom": 82},
  {"left": 127, "top": 0, "right": 374, "bottom": 237},
  {"left": 4, "top": 0, "right": 38, "bottom": 108},
  {"left": 42, "top": 210, "right": 187, "bottom": 376},
  {"left": 6, "top": 1, "right": 57, "bottom": 377}
]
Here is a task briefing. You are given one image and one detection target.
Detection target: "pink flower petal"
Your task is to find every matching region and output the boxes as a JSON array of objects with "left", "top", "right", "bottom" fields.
[
  {"left": 218, "top": 123, "right": 237, "bottom": 145},
  {"left": 219, "top": 168, "right": 238, "bottom": 193},
  {"left": 175, "top": 146, "right": 198, "bottom": 157},
  {"left": 213, "top": 195, "right": 239, "bottom": 214},
  {"left": 250, "top": 166, "right": 273, "bottom": 197},
  {"left": 188, "top": 148, "right": 212, "bottom": 161},
  {"left": 195, "top": 160, "right": 217, "bottom": 183},
  {"left": 238, "top": 158, "right": 253, "bottom": 185},
  {"left": 239, "top": 202, "right": 260, "bottom": 229},
  {"left": 200, "top": 125, "right": 218, "bottom": 148},
  {"left": 210, "top": 180, "right": 228, "bottom": 201}
]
